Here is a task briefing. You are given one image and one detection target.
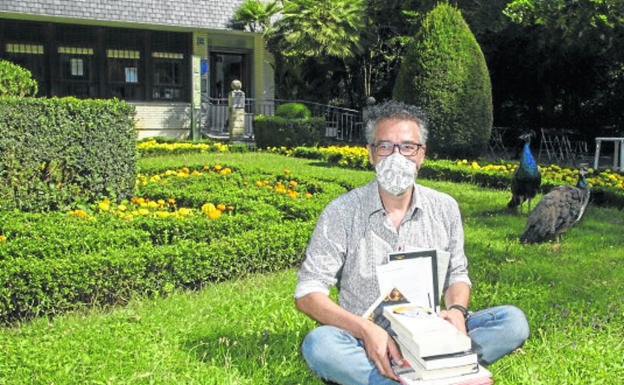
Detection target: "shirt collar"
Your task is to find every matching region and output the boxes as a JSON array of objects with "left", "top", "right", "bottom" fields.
[{"left": 365, "top": 181, "right": 422, "bottom": 219}]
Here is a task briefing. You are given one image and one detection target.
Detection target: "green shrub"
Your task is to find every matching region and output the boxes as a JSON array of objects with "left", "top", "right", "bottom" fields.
[
  {"left": 275, "top": 102, "right": 312, "bottom": 119},
  {"left": 0, "top": 215, "right": 313, "bottom": 323},
  {"left": 253, "top": 115, "right": 324, "bottom": 148},
  {"left": 0, "top": 97, "right": 136, "bottom": 211},
  {"left": 0, "top": 60, "right": 38, "bottom": 97},
  {"left": 393, "top": 3, "right": 492, "bottom": 159}
]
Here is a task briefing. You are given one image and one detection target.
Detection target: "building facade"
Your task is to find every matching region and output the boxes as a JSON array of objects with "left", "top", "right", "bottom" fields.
[{"left": 0, "top": 0, "right": 274, "bottom": 138}]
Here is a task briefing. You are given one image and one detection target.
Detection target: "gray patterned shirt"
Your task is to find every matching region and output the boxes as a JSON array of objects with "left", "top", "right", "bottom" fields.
[{"left": 295, "top": 180, "right": 471, "bottom": 317}]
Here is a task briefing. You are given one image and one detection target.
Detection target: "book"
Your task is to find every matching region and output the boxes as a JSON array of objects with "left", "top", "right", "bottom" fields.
[
  {"left": 383, "top": 303, "right": 472, "bottom": 358},
  {"left": 394, "top": 336, "right": 478, "bottom": 380},
  {"left": 373, "top": 249, "right": 450, "bottom": 314},
  {"left": 393, "top": 327, "right": 477, "bottom": 370},
  {"left": 362, "top": 249, "right": 488, "bottom": 385},
  {"left": 363, "top": 249, "right": 445, "bottom": 322},
  {"left": 410, "top": 350, "right": 478, "bottom": 371},
  {"left": 393, "top": 363, "right": 493, "bottom": 385},
  {"left": 363, "top": 286, "right": 411, "bottom": 333},
  {"left": 388, "top": 249, "right": 450, "bottom": 310}
]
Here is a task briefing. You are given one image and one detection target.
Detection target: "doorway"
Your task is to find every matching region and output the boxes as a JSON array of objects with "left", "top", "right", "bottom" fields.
[{"left": 209, "top": 53, "right": 249, "bottom": 99}]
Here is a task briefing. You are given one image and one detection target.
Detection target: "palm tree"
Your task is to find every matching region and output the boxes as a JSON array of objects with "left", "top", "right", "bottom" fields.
[
  {"left": 233, "top": 0, "right": 280, "bottom": 33},
  {"left": 274, "top": 0, "right": 365, "bottom": 59}
]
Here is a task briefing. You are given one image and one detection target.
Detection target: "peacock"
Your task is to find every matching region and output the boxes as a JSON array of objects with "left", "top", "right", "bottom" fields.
[
  {"left": 520, "top": 166, "right": 591, "bottom": 244},
  {"left": 508, "top": 132, "right": 541, "bottom": 212}
]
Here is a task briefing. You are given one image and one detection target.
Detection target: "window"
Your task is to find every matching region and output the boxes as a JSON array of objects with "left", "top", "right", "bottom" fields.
[
  {"left": 5, "top": 43, "right": 47, "bottom": 95},
  {"left": 107, "top": 49, "right": 141, "bottom": 99},
  {"left": 0, "top": 20, "right": 192, "bottom": 101},
  {"left": 58, "top": 46, "right": 95, "bottom": 98},
  {"left": 152, "top": 52, "right": 184, "bottom": 100}
]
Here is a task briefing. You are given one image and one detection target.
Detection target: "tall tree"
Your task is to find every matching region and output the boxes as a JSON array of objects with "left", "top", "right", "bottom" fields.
[
  {"left": 233, "top": 0, "right": 280, "bottom": 33},
  {"left": 274, "top": 0, "right": 365, "bottom": 59},
  {"left": 264, "top": 0, "right": 366, "bottom": 104},
  {"left": 497, "top": 0, "right": 624, "bottom": 132},
  {"left": 394, "top": 3, "right": 492, "bottom": 158},
  {"left": 352, "top": 0, "right": 422, "bottom": 103}
]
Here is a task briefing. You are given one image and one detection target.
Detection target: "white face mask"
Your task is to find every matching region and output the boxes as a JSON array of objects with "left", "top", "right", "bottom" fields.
[{"left": 375, "top": 152, "right": 417, "bottom": 196}]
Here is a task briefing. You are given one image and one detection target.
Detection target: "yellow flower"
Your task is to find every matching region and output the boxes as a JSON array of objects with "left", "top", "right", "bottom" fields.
[
  {"left": 201, "top": 203, "right": 221, "bottom": 219},
  {"left": 98, "top": 199, "right": 111, "bottom": 212},
  {"left": 132, "top": 197, "right": 146, "bottom": 205},
  {"left": 0, "top": 235, "right": 6, "bottom": 242},
  {"left": 68, "top": 209, "right": 90, "bottom": 219},
  {"left": 155, "top": 211, "right": 170, "bottom": 218},
  {"left": 177, "top": 208, "right": 194, "bottom": 217}
]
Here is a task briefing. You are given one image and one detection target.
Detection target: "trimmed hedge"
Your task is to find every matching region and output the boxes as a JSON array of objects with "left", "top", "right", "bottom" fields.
[
  {"left": 393, "top": 3, "right": 492, "bottom": 159},
  {"left": 275, "top": 102, "right": 312, "bottom": 119},
  {"left": 0, "top": 222, "right": 313, "bottom": 322},
  {"left": 0, "top": 97, "right": 137, "bottom": 212},
  {"left": 0, "top": 60, "right": 38, "bottom": 97},
  {"left": 253, "top": 115, "right": 324, "bottom": 148}
]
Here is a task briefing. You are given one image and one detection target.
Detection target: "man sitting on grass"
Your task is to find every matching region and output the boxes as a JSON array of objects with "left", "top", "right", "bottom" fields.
[{"left": 294, "top": 100, "right": 530, "bottom": 385}]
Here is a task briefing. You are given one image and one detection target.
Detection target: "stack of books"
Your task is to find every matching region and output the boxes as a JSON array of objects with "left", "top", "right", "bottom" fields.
[
  {"left": 362, "top": 249, "right": 493, "bottom": 385},
  {"left": 383, "top": 303, "right": 492, "bottom": 385}
]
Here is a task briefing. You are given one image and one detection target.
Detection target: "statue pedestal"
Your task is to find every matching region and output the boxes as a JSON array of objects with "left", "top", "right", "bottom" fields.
[{"left": 229, "top": 108, "right": 245, "bottom": 140}]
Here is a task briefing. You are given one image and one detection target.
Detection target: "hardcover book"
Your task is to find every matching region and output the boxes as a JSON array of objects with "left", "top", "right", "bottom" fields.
[
  {"left": 393, "top": 362, "right": 493, "bottom": 385},
  {"left": 383, "top": 304, "right": 472, "bottom": 358},
  {"left": 409, "top": 350, "right": 478, "bottom": 371},
  {"left": 366, "top": 248, "right": 449, "bottom": 317},
  {"left": 394, "top": 334, "right": 478, "bottom": 380}
]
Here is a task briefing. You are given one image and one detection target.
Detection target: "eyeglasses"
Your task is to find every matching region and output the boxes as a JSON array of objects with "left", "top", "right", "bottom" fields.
[{"left": 372, "top": 141, "right": 424, "bottom": 157}]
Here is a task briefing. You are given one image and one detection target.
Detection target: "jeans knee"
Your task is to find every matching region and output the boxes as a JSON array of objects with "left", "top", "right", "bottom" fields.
[
  {"left": 505, "top": 305, "right": 530, "bottom": 347},
  {"left": 301, "top": 326, "right": 345, "bottom": 371},
  {"left": 301, "top": 327, "right": 326, "bottom": 366}
]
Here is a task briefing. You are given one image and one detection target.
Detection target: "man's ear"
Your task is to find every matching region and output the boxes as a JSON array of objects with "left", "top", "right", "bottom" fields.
[
  {"left": 416, "top": 147, "right": 426, "bottom": 169},
  {"left": 367, "top": 145, "right": 375, "bottom": 165}
]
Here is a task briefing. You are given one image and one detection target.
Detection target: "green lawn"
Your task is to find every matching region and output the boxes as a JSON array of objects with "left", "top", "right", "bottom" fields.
[{"left": 1, "top": 152, "right": 623, "bottom": 384}]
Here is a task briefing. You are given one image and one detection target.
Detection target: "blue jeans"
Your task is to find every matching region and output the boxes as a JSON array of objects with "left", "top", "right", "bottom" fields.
[{"left": 300, "top": 305, "right": 529, "bottom": 385}]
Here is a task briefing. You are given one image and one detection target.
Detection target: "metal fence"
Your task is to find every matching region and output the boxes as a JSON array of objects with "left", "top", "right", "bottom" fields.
[{"left": 200, "top": 96, "right": 363, "bottom": 143}]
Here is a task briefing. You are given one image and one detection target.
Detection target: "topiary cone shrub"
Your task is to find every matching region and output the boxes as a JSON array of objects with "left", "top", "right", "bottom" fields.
[{"left": 393, "top": 3, "right": 493, "bottom": 159}]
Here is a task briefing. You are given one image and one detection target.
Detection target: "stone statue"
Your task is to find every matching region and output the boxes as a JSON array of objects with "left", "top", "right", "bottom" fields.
[
  {"left": 229, "top": 80, "right": 245, "bottom": 109},
  {"left": 228, "top": 80, "right": 245, "bottom": 140}
]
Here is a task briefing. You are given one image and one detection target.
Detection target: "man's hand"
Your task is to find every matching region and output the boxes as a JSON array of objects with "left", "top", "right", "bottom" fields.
[
  {"left": 440, "top": 308, "right": 467, "bottom": 334},
  {"left": 361, "top": 321, "right": 403, "bottom": 381}
]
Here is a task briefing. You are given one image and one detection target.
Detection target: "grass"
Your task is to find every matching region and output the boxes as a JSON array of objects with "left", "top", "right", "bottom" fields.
[
  {"left": 1, "top": 270, "right": 317, "bottom": 385},
  {"left": 1, "top": 152, "right": 624, "bottom": 384}
]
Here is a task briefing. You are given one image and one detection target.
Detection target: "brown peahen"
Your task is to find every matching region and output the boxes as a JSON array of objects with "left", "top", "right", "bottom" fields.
[
  {"left": 520, "top": 167, "right": 591, "bottom": 244},
  {"left": 508, "top": 132, "right": 541, "bottom": 212}
]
